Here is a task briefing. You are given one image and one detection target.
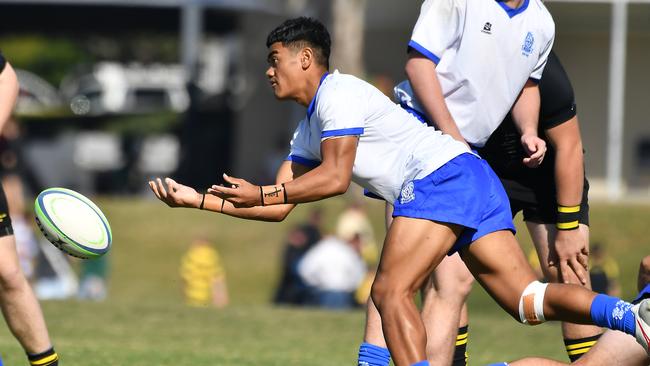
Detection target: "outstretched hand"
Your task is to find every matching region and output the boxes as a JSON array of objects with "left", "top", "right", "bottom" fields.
[
  {"left": 208, "top": 173, "right": 261, "bottom": 208},
  {"left": 148, "top": 177, "right": 202, "bottom": 209},
  {"left": 521, "top": 134, "right": 547, "bottom": 168}
]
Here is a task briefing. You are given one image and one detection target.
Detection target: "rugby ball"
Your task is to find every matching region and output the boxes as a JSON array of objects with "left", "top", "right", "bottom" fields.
[{"left": 34, "top": 188, "right": 112, "bottom": 259}]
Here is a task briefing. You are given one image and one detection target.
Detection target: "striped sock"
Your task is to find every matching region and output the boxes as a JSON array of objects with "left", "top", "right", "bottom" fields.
[
  {"left": 27, "top": 347, "right": 58, "bottom": 366},
  {"left": 564, "top": 335, "right": 601, "bottom": 362},
  {"left": 452, "top": 325, "right": 469, "bottom": 366}
]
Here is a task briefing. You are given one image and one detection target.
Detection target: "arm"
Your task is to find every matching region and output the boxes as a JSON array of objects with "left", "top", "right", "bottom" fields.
[
  {"left": 405, "top": 53, "right": 466, "bottom": 145},
  {"left": 148, "top": 159, "right": 311, "bottom": 222},
  {"left": 545, "top": 116, "right": 589, "bottom": 284},
  {"left": 0, "top": 62, "right": 19, "bottom": 132},
  {"left": 511, "top": 80, "right": 546, "bottom": 167},
  {"left": 209, "top": 136, "right": 357, "bottom": 208}
]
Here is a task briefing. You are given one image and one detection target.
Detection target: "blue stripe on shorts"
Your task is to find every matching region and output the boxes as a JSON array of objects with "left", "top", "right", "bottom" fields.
[{"left": 392, "top": 153, "right": 515, "bottom": 254}]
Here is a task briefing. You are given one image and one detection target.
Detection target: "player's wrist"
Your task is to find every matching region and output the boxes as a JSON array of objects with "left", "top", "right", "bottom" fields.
[
  {"left": 556, "top": 204, "right": 580, "bottom": 230},
  {"left": 259, "top": 184, "right": 288, "bottom": 206},
  {"left": 196, "top": 192, "right": 206, "bottom": 210}
]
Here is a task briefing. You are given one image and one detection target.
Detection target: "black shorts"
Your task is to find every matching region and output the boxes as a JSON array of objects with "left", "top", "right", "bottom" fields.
[
  {"left": 501, "top": 175, "right": 590, "bottom": 226},
  {"left": 0, "top": 186, "right": 13, "bottom": 237}
]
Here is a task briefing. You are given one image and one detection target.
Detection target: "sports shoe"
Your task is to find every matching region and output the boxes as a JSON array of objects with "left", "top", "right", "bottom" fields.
[{"left": 633, "top": 299, "right": 650, "bottom": 353}]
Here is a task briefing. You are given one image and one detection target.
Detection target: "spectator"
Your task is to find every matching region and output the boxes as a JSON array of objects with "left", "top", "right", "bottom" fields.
[
  {"left": 298, "top": 233, "right": 366, "bottom": 310},
  {"left": 273, "top": 208, "right": 323, "bottom": 305},
  {"left": 77, "top": 255, "right": 109, "bottom": 301},
  {"left": 179, "top": 239, "right": 228, "bottom": 308},
  {"left": 336, "top": 201, "right": 379, "bottom": 267}
]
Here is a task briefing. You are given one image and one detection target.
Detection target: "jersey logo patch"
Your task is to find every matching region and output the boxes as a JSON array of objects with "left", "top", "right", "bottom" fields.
[
  {"left": 522, "top": 32, "right": 534, "bottom": 56},
  {"left": 482, "top": 22, "right": 492, "bottom": 34},
  {"left": 400, "top": 181, "right": 415, "bottom": 204}
]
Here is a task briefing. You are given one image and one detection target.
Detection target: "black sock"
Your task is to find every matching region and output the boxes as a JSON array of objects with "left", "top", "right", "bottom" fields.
[
  {"left": 452, "top": 325, "right": 469, "bottom": 366},
  {"left": 564, "top": 335, "right": 601, "bottom": 362},
  {"left": 27, "top": 347, "right": 58, "bottom": 366}
]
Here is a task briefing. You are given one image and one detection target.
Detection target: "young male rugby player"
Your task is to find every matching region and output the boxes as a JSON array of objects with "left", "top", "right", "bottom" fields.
[
  {"left": 0, "top": 54, "right": 59, "bottom": 366},
  {"left": 149, "top": 17, "right": 650, "bottom": 366}
]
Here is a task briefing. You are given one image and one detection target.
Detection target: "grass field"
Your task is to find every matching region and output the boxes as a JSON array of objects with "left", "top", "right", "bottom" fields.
[{"left": 0, "top": 196, "right": 647, "bottom": 365}]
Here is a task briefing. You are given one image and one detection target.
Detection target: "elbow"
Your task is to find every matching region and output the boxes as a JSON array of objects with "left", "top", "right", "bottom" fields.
[
  {"left": 330, "top": 175, "right": 351, "bottom": 196},
  {"left": 270, "top": 206, "right": 292, "bottom": 222},
  {"left": 405, "top": 60, "right": 417, "bottom": 82}
]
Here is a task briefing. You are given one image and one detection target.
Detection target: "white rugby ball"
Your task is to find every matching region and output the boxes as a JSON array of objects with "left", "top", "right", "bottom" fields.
[{"left": 34, "top": 188, "right": 112, "bottom": 259}]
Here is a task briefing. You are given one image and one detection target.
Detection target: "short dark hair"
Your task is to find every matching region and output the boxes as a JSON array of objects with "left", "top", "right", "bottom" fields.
[{"left": 266, "top": 17, "right": 331, "bottom": 69}]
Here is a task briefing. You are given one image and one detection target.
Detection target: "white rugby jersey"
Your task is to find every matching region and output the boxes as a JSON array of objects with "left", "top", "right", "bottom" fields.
[
  {"left": 287, "top": 71, "right": 469, "bottom": 204},
  {"left": 403, "top": 0, "right": 555, "bottom": 147}
]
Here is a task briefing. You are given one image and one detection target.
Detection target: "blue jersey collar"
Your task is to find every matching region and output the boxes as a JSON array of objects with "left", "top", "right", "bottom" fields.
[
  {"left": 496, "top": 0, "right": 530, "bottom": 18},
  {"left": 307, "top": 72, "right": 330, "bottom": 120}
]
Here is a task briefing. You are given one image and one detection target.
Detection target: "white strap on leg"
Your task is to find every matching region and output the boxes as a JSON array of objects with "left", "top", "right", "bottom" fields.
[{"left": 518, "top": 280, "right": 549, "bottom": 325}]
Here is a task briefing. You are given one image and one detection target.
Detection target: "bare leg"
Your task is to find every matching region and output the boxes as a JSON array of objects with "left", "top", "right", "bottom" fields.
[
  {"left": 421, "top": 253, "right": 473, "bottom": 365},
  {"left": 527, "top": 223, "right": 603, "bottom": 342},
  {"left": 462, "top": 230, "right": 599, "bottom": 326},
  {"left": 364, "top": 297, "right": 388, "bottom": 348},
  {"left": 0, "top": 235, "right": 52, "bottom": 354},
  {"left": 509, "top": 329, "right": 649, "bottom": 366},
  {"left": 371, "top": 217, "right": 462, "bottom": 366}
]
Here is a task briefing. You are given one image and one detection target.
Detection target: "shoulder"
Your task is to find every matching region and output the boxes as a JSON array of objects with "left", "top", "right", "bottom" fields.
[
  {"left": 317, "top": 73, "right": 369, "bottom": 105},
  {"left": 419, "top": 0, "right": 467, "bottom": 17},
  {"left": 530, "top": 0, "right": 555, "bottom": 33}
]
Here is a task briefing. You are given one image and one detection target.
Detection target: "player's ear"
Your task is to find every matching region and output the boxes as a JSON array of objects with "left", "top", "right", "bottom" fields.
[{"left": 300, "top": 47, "right": 313, "bottom": 70}]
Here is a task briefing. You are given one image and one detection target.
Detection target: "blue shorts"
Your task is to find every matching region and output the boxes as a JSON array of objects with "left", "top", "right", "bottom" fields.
[{"left": 392, "top": 153, "right": 516, "bottom": 254}]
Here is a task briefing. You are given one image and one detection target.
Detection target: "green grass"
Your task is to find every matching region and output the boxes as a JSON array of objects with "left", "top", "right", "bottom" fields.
[{"left": 0, "top": 197, "right": 647, "bottom": 365}]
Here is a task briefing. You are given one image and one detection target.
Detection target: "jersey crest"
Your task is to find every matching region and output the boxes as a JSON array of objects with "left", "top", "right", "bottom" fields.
[
  {"left": 400, "top": 181, "right": 416, "bottom": 204},
  {"left": 522, "top": 32, "right": 534, "bottom": 56}
]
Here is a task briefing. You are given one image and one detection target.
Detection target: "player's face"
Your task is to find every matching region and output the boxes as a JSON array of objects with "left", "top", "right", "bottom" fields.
[{"left": 266, "top": 42, "right": 303, "bottom": 100}]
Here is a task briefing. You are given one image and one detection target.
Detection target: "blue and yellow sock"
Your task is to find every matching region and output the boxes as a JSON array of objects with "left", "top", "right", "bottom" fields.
[
  {"left": 27, "top": 347, "right": 58, "bottom": 366},
  {"left": 564, "top": 334, "right": 601, "bottom": 362},
  {"left": 357, "top": 342, "right": 391, "bottom": 366},
  {"left": 589, "top": 294, "right": 635, "bottom": 335},
  {"left": 452, "top": 325, "right": 469, "bottom": 366}
]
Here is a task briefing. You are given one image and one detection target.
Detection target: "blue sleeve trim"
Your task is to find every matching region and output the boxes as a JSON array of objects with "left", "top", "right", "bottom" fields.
[
  {"left": 400, "top": 103, "right": 429, "bottom": 125},
  {"left": 408, "top": 40, "right": 440, "bottom": 64},
  {"left": 321, "top": 127, "right": 364, "bottom": 138},
  {"left": 363, "top": 189, "right": 385, "bottom": 201},
  {"left": 529, "top": 77, "right": 540, "bottom": 84},
  {"left": 286, "top": 154, "right": 320, "bottom": 168}
]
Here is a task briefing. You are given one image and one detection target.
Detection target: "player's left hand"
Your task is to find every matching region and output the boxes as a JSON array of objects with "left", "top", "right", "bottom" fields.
[
  {"left": 521, "top": 134, "right": 547, "bottom": 168},
  {"left": 208, "top": 173, "right": 261, "bottom": 208},
  {"left": 549, "top": 228, "right": 589, "bottom": 285}
]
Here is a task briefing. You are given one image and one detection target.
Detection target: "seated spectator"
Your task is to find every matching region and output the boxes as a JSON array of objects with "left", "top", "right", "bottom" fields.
[{"left": 298, "top": 233, "right": 366, "bottom": 310}]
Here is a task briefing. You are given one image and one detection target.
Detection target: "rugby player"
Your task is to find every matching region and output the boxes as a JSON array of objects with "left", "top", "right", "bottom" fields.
[{"left": 149, "top": 17, "right": 650, "bottom": 366}]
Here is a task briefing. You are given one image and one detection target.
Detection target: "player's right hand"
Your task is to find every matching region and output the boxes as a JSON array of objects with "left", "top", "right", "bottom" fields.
[
  {"left": 148, "top": 177, "right": 202, "bottom": 209},
  {"left": 521, "top": 134, "right": 547, "bottom": 168}
]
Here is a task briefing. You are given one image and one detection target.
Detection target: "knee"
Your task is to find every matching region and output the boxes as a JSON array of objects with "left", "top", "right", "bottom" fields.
[
  {"left": 438, "top": 272, "right": 474, "bottom": 300},
  {"left": 641, "top": 256, "right": 650, "bottom": 275},
  {"left": 0, "top": 264, "right": 26, "bottom": 292},
  {"left": 371, "top": 275, "right": 412, "bottom": 311},
  {"left": 515, "top": 280, "right": 549, "bottom": 326}
]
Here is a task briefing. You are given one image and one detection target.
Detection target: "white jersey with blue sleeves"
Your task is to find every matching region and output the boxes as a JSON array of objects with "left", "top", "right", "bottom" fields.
[
  {"left": 405, "top": 0, "right": 555, "bottom": 147},
  {"left": 287, "top": 71, "right": 469, "bottom": 204}
]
